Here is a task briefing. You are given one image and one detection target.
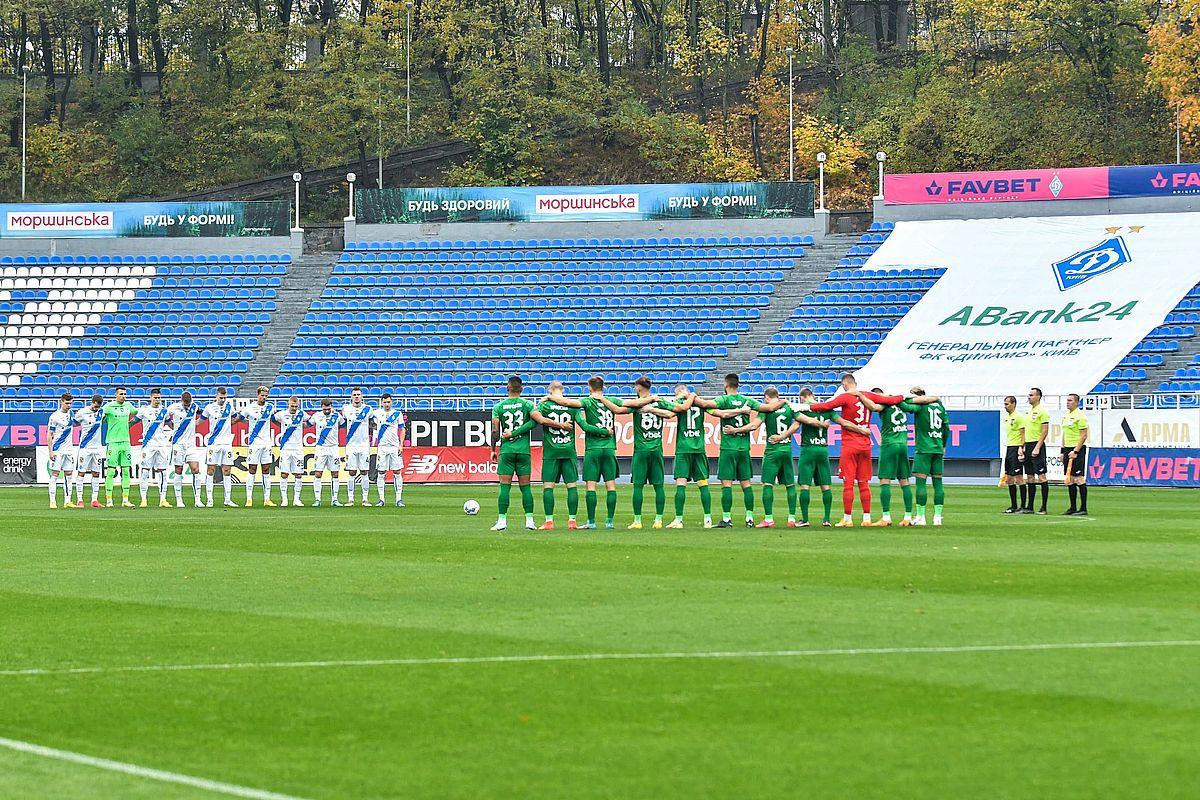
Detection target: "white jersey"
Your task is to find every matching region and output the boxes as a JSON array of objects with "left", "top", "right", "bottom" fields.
[
  {"left": 371, "top": 408, "right": 406, "bottom": 453},
  {"left": 274, "top": 409, "right": 309, "bottom": 454},
  {"left": 342, "top": 403, "right": 373, "bottom": 450},
  {"left": 137, "top": 404, "right": 173, "bottom": 449},
  {"left": 310, "top": 410, "right": 343, "bottom": 451},
  {"left": 167, "top": 402, "right": 202, "bottom": 449},
  {"left": 201, "top": 402, "right": 236, "bottom": 447},
  {"left": 75, "top": 407, "right": 105, "bottom": 451},
  {"left": 48, "top": 410, "right": 77, "bottom": 453},
  {"left": 241, "top": 401, "right": 277, "bottom": 448}
]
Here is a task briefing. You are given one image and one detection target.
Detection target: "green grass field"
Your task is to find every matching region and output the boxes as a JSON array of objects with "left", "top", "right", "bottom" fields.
[{"left": 1, "top": 484, "right": 1198, "bottom": 799}]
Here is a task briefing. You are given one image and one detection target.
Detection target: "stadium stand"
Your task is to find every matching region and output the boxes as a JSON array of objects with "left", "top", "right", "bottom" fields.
[
  {"left": 273, "top": 235, "right": 816, "bottom": 406},
  {"left": 0, "top": 253, "right": 290, "bottom": 398}
]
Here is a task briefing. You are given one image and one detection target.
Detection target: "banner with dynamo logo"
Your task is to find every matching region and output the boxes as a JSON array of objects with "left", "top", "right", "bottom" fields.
[{"left": 856, "top": 213, "right": 1200, "bottom": 397}]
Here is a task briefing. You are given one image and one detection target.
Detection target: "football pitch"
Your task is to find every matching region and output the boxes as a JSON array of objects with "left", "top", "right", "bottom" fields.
[{"left": 1, "top": 485, "right": 1197, "bottom": 799}]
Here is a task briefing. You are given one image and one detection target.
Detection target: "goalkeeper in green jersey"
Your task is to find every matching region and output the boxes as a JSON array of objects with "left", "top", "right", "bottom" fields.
[
  {"left": 550, "top": 377, "right": 618, "bottom": 529},
  {"left": 693, "top": 373, "right": 783, "bottom": 528},
  {"left": 900, "top": 387, "right": 947, "bottom": 526},
  {"left": 101, "top": 386, "right": 138, "bottom": 507},
  {"left": 534, "top": 380, "right": 609, "bottom": 530},
  {"left": 665, "top": 385, "right": 709, "bottom": 529},
  {"left": 490, "top": 375, "right": 539, "bottom": 531},
  {"left": 598, "top": 377, "right": 677, "bottom": 529}
]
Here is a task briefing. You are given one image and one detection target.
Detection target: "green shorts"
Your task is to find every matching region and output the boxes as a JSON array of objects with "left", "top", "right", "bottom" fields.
[
  {"left": 796, "top": 448, "right": 832, "bottom": 487},
  {"left": 717, "top": 450, "right": 752, "bottom": 482},
  {"left": 496, "top": 450, "right": 531, "bottom": 478},
  {"left": 913, "top": 453, "right": 945, "bottom": 476},
  {"left": 673, "top": 452, "right": 710, "bottom": 482},
  {"left": 582, "top": 450, "right": 619, "bottom": 483},
  {"left": 760, "top": 449, "right": 795, "bottom": 485},
  {"left": 630, "top": 450, "right": 665, "bottom": 486},
  {"left": 877, "top": 444, "right": 912, "bottom": 481},
  {"left": 106, "top": 442, "right": 132, "bottom": 468},
  {"left": 541, "top": 454, "right": 578, "bottom": 485}
]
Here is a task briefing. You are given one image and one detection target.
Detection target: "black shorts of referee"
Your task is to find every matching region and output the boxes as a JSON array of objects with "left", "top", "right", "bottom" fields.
[
  {"left": 1023, "top": 442, "right": 1047, "bottom": 476},
  {"left": 1004, "top": 445, "right": 1024, "bottom": 477},
  {"left": 1060, "top": 446, "right": 1087, "bottom": 478}
]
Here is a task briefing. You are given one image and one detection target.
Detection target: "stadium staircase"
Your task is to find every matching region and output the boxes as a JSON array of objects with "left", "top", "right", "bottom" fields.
[
  {"left": 698, "top": 233, "right": 858, "bottom": 394},
  {"left": 242, "top": 253, "right": 340, "bottom": 392}
]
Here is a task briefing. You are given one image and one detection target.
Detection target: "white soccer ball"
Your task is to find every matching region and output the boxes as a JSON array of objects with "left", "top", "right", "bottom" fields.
[{"left": 463, "top": 499, "right": 480, "bottom": 516}]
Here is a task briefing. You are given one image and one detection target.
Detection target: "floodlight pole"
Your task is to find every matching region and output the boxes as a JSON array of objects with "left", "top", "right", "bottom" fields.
[
  {"left": 817, "top": 152, "right": 826, "bottom": 210},
  {"left": 876, "top": 151, "right": 887, "bottom": 200},
  {"left": 292, "top": 172, "right": 303, "bottom": 232},
  {"left": 21, "top": 66, "right": 29, "bottom": 201},
  {"left": 406, "top": 1, "right": 413, "bottom": 138},
  {"left": 347, "top": 173, "right": 357, "bottom": 220},
  {"left": 787, "top": 48, "right": 794, "bottom": 182}
]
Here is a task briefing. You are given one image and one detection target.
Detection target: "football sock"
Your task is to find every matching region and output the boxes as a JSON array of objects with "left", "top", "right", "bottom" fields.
[
  {"left": 566, "top": 486, "right": 578, "bottom": 518},
  {"left": 140, "top": 472, "right": 151, "bottom": 504},
  {"left": 880, "top": 483, "right": 891, "bottom": 513},
  {"left": 1039, "top": 482, "right": 1049, "bottom": 511},
  {"left": 262, "top": 473, "right": 272, "bottom": 502},
  {"left": 632, "top": 485, "right": 644, "bottom": 516},
  {"left": 605, "top": 490, "right": 617, "bottom": 523},
  {"left": 841, "top": 482, "right": 854, "bottom": 515},
  {"left": 857, "top": 480, "right": 871, "bottom": 514},
  {"left": 498, "top": 483, "right": 511, "bottom": 515},
  {"left": 294, "top": 478, "right": 303, "bottom": 504},
  {"left": 543, "top": 487, "right": 555, "bottom": 517},
  {"left": 762, "top": 484, "right": 774, "bottom": 518},
  {"left": 822, "top": 489, "right": 833, "bottom": 522},
  {"left": 394, "top": 476, "right": 403, "bottom": 502},
  {"left": 222, "top": 474, "right": 232, "bottom": 500},
  {"left": 49, "top": 476, "right": 57, "bottom": 504},
  {"left": 122, "top": 467, "right": 132, "bottom": 502},
  {"left": 915, "top": 478, "right": 928, "bottom": 508},
  {"left": 1078, "top": 484, "right": 1088, "bottom": 512},
  {"left": 1019, "top": 483, "right": 1028, "bottom": 508},
  {"left": 654, "top": 484, "right": 665, "bottom": 517},
  {"left": 721, "top": 486, "right": 733, "bottom": 520},
  {"left": 902, "top": 483, "right": 914, "bottom": 514},
  {"left": 362, "top": 475, "right": 371, "bottom": 502},
  {"left": 205, "top": 474, "right": 214, "bottom": 501},
  {"left": 246, "top": 473, "right": 256, "bottom": 504},
  {"left": 799, "top": 488, "right": 810, "bottom": 522},
  {"left": 314, "top": 479, "right": 323, "bottom": 503},
  {"left": 699, "top": 483, "right": 712, "bottom": 516},
  {"left": 331, "top": 477, "right": 340, "bottom": 502},
  {"left": 1008, "top": 484, "right": 1018, "bottom": 509},
  {"left": 191, "top": 474, "right": 201, "bottom": 503},
  {"left": 377, "top": 476, "right": 389, "bottom": 503},
  {"left": 521, "top": 484, "right": 535, "bottom": 514},
  {"left": 932, "top": 477, "right": 944, "bottom": 506},
  {"left": 586, "top": 490, "right": 597, "bottom": 523},
  {"left": 785, "top": 484, "right": 797, "bottom": 518},
  {"left": 76, "top": 475, "right": 85, "bottom": 503},
  {"left": 1067, "top": 484, "right": 1078, "bottom": 511},
  {"left": 674, "top": 485, "right": 686, "bottom": 517},
  {"left": 743, "top": 487, "right": 754, "bottom": 520},
  {"left": 105, "top": 468, "right": 114, "bottom": 500}
]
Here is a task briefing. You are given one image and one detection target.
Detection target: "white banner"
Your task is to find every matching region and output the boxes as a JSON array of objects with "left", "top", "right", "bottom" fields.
[
  {"left": 857, "top": 213, "right": 1200, "bottom": 396},
  {"left": 1098, "top": 409, "right": 1200, "bottom": 448}
]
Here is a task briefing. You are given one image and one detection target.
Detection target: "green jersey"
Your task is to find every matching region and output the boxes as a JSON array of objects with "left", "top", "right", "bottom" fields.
[
  {"left": 799, "top": 409, "right": 835, "bottom": 449},
  {"left": 579, "top": 396, "right": 617, "bottom": 452},
  {"left": 879, "top": 403, "right": 910, "bottom": 448},
  {"left": 712, "top": 393, "right": 760, "bottom": 452},
  {"left": 492, "top": 396, "right": 535, "bottom": 455},
  {"left": 630, "top": 399, "right": 673, "bottom": 453},
  {"left": 900, "top": 400, "right": 947, "bottom": 454},
  {"left": 760, "top": 404, "right": 796, "bottom": 454},
  {"left": 536, "top": 400, "right": 579, "bottom": 458},
  {"left": 673, "top": 402, "right": 706, "bottom": 454},
  {"left": 101, "top": 401, "right": 136, "bottom": 444}
]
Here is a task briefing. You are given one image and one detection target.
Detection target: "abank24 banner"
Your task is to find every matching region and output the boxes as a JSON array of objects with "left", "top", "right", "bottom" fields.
[{"left": 857, "top": 213, "right": 1200, "bottom": 397}]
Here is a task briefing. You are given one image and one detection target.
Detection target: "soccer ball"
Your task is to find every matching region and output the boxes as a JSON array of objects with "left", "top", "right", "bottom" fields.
[{"left": 463, "top": 500, "right": 480, "bottom": 516}]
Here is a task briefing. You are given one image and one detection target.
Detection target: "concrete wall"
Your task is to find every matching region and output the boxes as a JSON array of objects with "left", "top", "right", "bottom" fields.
[
  {"left": 348, "top": 214, "right": 823, "bottom": 245},
  {"left": 0, "top": 235, "right": 299, "bottom": 258},
  {"left": 874, "top": 193, "right": 1200, "bottom": 222}
]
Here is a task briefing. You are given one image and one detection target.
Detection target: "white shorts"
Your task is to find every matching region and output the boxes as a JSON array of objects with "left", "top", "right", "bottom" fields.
[
  {"left": 279, "top": 452, "right": 305, "bottom": 474},
  {"left": 206, "top": 445, "right": 235, "bottom": 467},
  {"left": 49, "top": 450, "right": 77, "bottom": 473},
  {"left": 313, "top": 449, "right": 341, "bottom": 473},
  {"left": 140, "top": 447, "right": 171, "bottom": 471},
  {"left": 376, "top": 451, "right": 404, "bottom": 473},
  {"left": 247, "top": 445, "right": 274, "bottom": 465},
  {"left": 345, "top": 449, "right": 371, "bottom": 472},
  {"left": 172, "top": 445, "right": 203, "bottom": 467},
  {"left": 78, "top": 449, "right": 106, "bottom": 473}
]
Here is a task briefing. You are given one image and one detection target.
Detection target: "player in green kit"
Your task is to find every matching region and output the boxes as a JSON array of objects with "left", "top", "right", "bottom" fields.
[
  {"left": 793, "top": 388, "right": 846, "bottom": 527},
  {"left": 666, "top": 385, "right": 709, "bottom": 529},
  {"left": 550, "top": 377, "right": 617, "bottom": 529},
  {"left": 101, "top": 386, "right": 138, "bottom": 507},
  {"left": 900, "top": 387, "right": 947, "bottom": 526},
  {"left": 721, "top": 387, "right": 802, "bottom": 528},
  {"left": 868, "top": 387, "right": 916, "bottom": 527},
  {"left": 535, "top": 380, "right": 607, "bottom": 530},
  {"left": 490, "top": 376, "right": 538, "bottom": 531},
  {"left": 599, "top": 377, "right": 677, "bottom": 529},
  {"left": 693, "top": 373, "right": 783, "bottom": 528}
]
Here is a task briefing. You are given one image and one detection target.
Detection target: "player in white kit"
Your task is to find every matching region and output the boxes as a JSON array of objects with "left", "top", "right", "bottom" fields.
[
  {"left": 371, "top": 392, "right": 406, "bottom": 507},
  {"left": 75, "top": 393, "right": 107, "bottom": 508},
  {"left": 238, "top": 385, "right": 277, "bottom": 507},
  {"left": 273, "top": 396, "right": 309, "bottom": 507},
  {"left": 309, "top": 397, "right": 344, "bottom": 506},
  {"left": 47, "top": 392, "right": 78, "bottom": 508},
  {"left": 201, "top": 387, "right": 238, "bottom": 507},
  {"left": 136, "top": 388, "right": 174, "bottom": 507},
  {"left": 168, "top": 390, "right": 204, "bottom": 506},
  {"left": 342, "top": 388, "right": 374, "bottom": 506}
]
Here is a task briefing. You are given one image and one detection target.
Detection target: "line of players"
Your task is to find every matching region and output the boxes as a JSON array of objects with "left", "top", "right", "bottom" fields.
[
  {"left": 488, "top": 372, "right": 949, "bottom": 531},
  {"left": 45, "top": 386, "right": 407, "bottom": 508}
]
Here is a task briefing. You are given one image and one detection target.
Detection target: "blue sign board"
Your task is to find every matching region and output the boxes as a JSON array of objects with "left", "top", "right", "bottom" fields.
[{"left": 1107, "top": 164, "right": 1200, "bottom": 199}]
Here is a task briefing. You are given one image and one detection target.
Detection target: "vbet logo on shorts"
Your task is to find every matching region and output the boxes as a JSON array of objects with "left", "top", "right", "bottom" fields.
[
  {"left": 6, "top": 208, "right": 114, "bottom": 233},
  {"left": 1051, "top": 235, "right": 1131, "bottom": 291}
]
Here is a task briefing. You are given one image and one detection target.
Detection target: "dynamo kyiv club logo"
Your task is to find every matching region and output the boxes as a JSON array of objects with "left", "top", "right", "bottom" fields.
[{"left": 1051, "top": 235, "right": 1131, "bottom": 291}]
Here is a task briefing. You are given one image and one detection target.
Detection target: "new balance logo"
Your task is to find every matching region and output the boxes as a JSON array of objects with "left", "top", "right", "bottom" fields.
[
  {"left": 408, "top": 454, "right": 439, "bottom": 474},
  {"left": 1051, "top": 235, "right": 1131, "bottom": 291}
]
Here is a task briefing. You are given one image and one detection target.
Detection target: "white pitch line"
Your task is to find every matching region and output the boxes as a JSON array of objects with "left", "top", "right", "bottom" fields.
[
  {"left": 1, "top": 640, "right": 1198, "bottom": 679},
  {"left": 0, "top": 736, "right": 311, "bottom": 800}
]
